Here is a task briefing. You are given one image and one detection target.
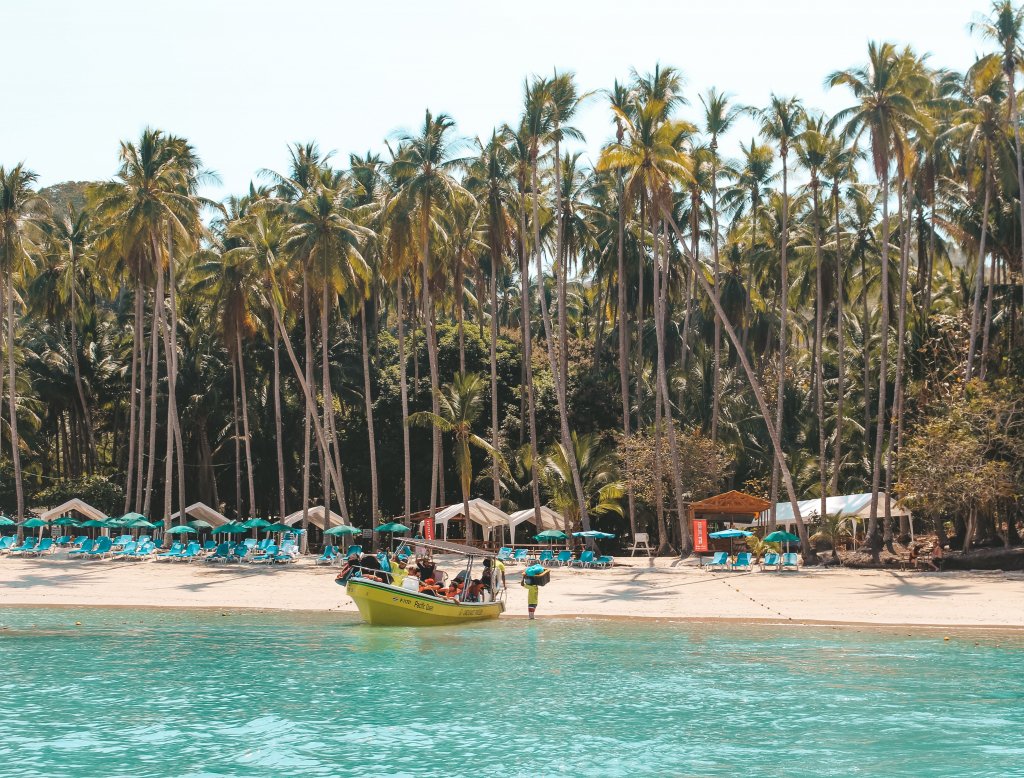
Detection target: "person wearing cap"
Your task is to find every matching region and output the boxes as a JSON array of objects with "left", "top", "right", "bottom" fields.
[{"left": 390, "top": 554, "right": 408, "bottom": 587}]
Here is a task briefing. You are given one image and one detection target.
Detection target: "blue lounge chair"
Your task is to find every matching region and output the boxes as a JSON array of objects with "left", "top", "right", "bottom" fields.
[
  {"left": 54, "top": 535, "right": 71, "bottom": 547},
  {"left": 84, "top": 537, "right": 113, "bottom": 559},
  {"left": 249, "top": 544, "right": 278, "bottom": 564},
  {"left": 315, "top": 545, "right": 337, "bottom": 566},
  {"left": 136, "top": 535, "right": 151, "bottom": 546},
  {"left": 228, "top": 543, "right": 249, "bottom": 563},
  {"left": 243, "top": 538, "right": 257, "bottom": 549},
  {"left": 176, "top": 542, "right": 202, "bottom": 562},
  {"left": 72, "top": 536, "right": 88, "bottom": 547},
  {"left": 591, "top": 555, "right": 614, "bottom": 568},
  {"left": 205, "top": 542, "right": 232, "bottom": 563},
  {"left": 731, "top": 552, "right": 753, "bottom": 571},
  {"left": 554, "top": 550, "right": 572, "bottom": 566},
  {"left": 761, "top": 552, "right": 781, "bottom": 571},
  {"left": 202, "top": 540, "right": 217, "bottom": 552},
  {"left": 512, "top": 549, "right": 529, "bottom": 564},
  {"left": 496, "top": 547, "right": 513, "bottom": 563},
  {"left": 156, "top": 542, "right": 184, "bottom": 561},
  {"left": 571, "top": 550, "right": 596, "bottom": 568},
  {"left": 23, "top": 537, "right": 55, "bottom": 556},
  {"left": 347, "top": 544, "right": 363, "bottom": 558},
  {"left": 781, "top": 552, "right": 800, "bottom": 571},
  {"left": 9, "top": 537, "right": 38, "bottom": 555},
  {"left": 112, "top": 534, "right": 132, "bottom": 549},
  {"left": 538, "top": 549, "right": 554, "bottom": 565},
  {"left": 702, "top": 551, "right": 728, "bottom": 570},
  {"left": 131, "top": 541, "right": 156, "bottom": 559},
  {"left": 68, "top": 538, "right": 95, "bottom": 557},
  {"left": 112, "top": 541, "right": 138, "bottom": 558},
  {"left": 0, "top": 536, "right": 15, "bottom": 552}
]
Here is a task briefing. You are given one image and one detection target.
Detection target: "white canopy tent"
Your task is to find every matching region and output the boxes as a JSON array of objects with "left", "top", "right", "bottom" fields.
[
  {"left": 508, "top": 506, "right": 568, "bottom": 534},
  {"left": 283, "top": 505, "right": 346, "bottom": 530},
  {"left": 428, "top": 499, "right": 515, "bottom": 540},
  {"left": 755, "top": 493, "right": 913, "bottom": 536},
  {"left": 169, "top": 502, "right": 231, "bottom": 528},
  {"left": 36, "top": 498, "right": 108, "bottom": 523}
]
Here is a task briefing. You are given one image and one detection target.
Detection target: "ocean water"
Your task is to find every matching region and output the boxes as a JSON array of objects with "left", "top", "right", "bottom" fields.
[{"left": 0, "top": 608, "right": 1022, "bottom": 778}]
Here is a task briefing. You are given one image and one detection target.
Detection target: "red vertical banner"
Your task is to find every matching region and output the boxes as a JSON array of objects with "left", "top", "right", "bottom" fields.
[
  {"left": 693, "top": 519, "right": 708, "bottom": 552},
  {"left": 424, "top": 515, "right": 435, "bottom": 540}
]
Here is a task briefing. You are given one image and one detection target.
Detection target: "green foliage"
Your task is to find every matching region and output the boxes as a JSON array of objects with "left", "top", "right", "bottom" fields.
[{"left": 32, "top": 475, "right": 125, "bottom": 516}]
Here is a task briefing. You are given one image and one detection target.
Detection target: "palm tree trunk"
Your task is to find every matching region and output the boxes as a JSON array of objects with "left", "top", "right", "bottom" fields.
[
  {"left": 168, "top": 237, "right": 186, "bottom": 523},
  {"left": 360, "top": 305, "right": 380, "bottom": 528},
  {"left": 68, "top": 246, "right": 96, "bottom": 471},
  {"left": 812, "top": 181, "right": 827, "bottom": 524},
  {"left": 273, "top": 324, "right": 286, "bottom": 519},
  {"left": 652, "top": 217, "right": 668, "bottom": 553},
  {"left": 3, "top": 270, "right": 24, "bottom": 519},
  {"left": 301, "top": 302, "right": 312, "bottom": 538},
  {"left": 520, "top": 191, "right": 543, "bottom": 528},
  {"left": 980, "top": 255, "right": 997, "bottom": 380},
  {"left": 769, "top": 153, "right": 790, "bottom": 532},
  {"left": 635, "top": 195, "right": 645, "bottom": 429},
  {"left": 236, "top": 327, "right": 257, "bottom": 516},
  {"left": 616, "top": 176, "right": 636, "bottom": 537},
  {"left": 489, "top": 243, "right": 501, "bottom": 506},
  {"left": 1007, "top": 74, "right": 1024, "bottom": 323},
  {"left": 232, "top": 351, "right": 241, "bottom": 517},
  {"left": 422, "top": 193, "right": 443, "bottom": 531},
  {"left": 867, "top": 160, "right": 893, "bottom": 558},
  {"left": 397, "top": 280, "right": 412, "bottom": 521},
  {"left": 143, "top": 273, "right": 160, "bottom": 518},
  {"left": 710, "top": 158, "right": 722, "bottom": 443},
  {"left": 457, "top": 258, "right": 466, "bottom": 377},
  {"left": 134, "top": 286, "right": 147, "bottom": 512},
  {"left": 742, "top": 192, "right": 757, "bottom": 355},
  {"left": 831, "top": 188, "right": 845, "bottom": 494},
  {"left": 530, "top": 157, "right": 591, "bottom": 533},
  {"left": 662, "top": 204, "right": 814, "bottom": 558},
  {"left": 124, "top": 281, "right": 140, "bottom": 513},
  {"left": 553, "top": 143, "right": 569, "bottom": 393},
  {"left": 155, "top": 256, "right": 176, "bottom": 528},
  {"left": 966, "top": 159, "right": 992, "bottom": 382}
]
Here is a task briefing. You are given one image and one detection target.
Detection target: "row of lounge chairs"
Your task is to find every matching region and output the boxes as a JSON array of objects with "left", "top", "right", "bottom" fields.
[
  {"left": 0, "top": 534, "right": 299, "bottom": 564},
  {"left": 0, "top": 535, "right": 54, "bottom": 556},
  {"left": 701, "top": 551, "right": 801, "bottom": 571},
  {"left": 496, "top": 547, "right": 614, "bottom": 569}
]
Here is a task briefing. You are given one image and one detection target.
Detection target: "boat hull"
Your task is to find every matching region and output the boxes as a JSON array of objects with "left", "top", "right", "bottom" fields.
[{"left": 346, "top": 578, "right": 504, "bottom": 626}]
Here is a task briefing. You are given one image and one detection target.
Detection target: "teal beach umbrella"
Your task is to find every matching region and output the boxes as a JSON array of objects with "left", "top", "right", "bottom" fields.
[
  {"left": 375, "top": 522, "right": 409, "bottom": 533},
  {"left": 535, "top": 529, "right": 567, "bottom": 540},
  {"left": 214, "top": 523, "right": 247, "bottom": 534},
  {"left": 572, "top": 530, "right": 616, "bottom": 539},
  {"left": 126, "top": 518, "right": 157, "bottom": 529},
  {"left": 242, "top": 518, "right": 271, "bottom": 529},
  {"left": 763, "top": 530, "right": 800, "bottom": 543},
  {"left": 165, "top": 525, "right": 197, "bottom": 535},
  {"left": 324, "top": 525, "right": 362, "bottom": 536},
  {"left": 187, "top": 519, "right": 214, "bottom": 530},
  {"left": 52, "top": 517, "right": 80, "bottom": 527},
  {"left": 21, "top": 518, "right": 48, "bottom": 528},
  {"left": 0, "top": 515, "right": 15, "bottom": 526}
]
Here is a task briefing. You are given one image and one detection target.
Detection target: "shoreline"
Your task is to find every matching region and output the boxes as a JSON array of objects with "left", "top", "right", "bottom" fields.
[
  {"left": 3, "top": 600, "right": 1024, "bottom": 634},
  {"left": 2, "top": 556, "right": 1023, "bottom": 629}
]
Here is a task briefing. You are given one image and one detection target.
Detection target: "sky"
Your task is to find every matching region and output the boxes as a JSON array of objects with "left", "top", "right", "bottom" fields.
[{"left": 2, "top": 0, "right": 988, "bottom": 201}]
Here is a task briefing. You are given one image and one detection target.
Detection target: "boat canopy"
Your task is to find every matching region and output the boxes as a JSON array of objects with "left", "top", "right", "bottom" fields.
[{"left": 405, "top": 538, "right": 497, "bottom": 559}]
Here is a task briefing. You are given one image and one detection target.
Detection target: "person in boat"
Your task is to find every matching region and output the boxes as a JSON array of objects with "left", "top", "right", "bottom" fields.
[
  {"left": 390, "top": 555, "right": 408, "bottom": 587},
  {"left": 416, "top": 557, "right": 437, "bottom": 583},
  {"left": 401, "top": 566, "right": 420, "bottom": 592},
  {"left": 465, "top": 579, "right": 486, "bottom": 603},
  {"left": 359, "top": 553, "right": 389, "bottom": 582},
  {"left": 336, "top": 553, "right": 362, "bottom": 583},
  {"left": 481, "top": 558, "right": 505, "bottom": 598},
  {"left": 419, "top": 577, "right": 444, "bottom": 597}
]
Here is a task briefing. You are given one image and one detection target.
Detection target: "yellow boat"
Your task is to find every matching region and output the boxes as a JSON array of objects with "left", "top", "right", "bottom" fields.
[
  {"left": 346, "top": 578, "right": 504, "bottom": 626},
  {"left": 343, "top": 537, "right": 505, "bottom": 627}
]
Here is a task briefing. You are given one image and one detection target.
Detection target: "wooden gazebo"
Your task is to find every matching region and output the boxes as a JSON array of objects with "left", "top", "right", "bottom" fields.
[
  {"left": 688, "top": 490, "right": 770, "bottom": 525},
  {"left": 688, "top": 491, "right": 770, "bottom": 551}
]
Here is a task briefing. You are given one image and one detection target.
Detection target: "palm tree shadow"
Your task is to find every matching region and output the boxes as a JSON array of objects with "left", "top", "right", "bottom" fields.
[{"left": 851, "top": 571, "right": 973, "bottom": 600}]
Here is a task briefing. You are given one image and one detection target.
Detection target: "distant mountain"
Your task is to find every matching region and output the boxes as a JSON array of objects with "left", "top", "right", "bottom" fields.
[{"left": 39, "top": 181, "right": 98, "bottom": 212}]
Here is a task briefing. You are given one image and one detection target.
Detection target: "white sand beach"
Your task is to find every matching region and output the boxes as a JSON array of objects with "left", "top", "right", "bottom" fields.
[{"left": 1, "top": 556, "right": 1022, "bottom": 628}]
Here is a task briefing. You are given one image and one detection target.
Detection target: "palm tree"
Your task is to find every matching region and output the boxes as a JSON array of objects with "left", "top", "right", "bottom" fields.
[
  {"left": 391, "top": 111, "right": 468, "bottom": 528},
  {"left": 700, "top": 88, "right": 742, "bottom": 442},
  {"left": 543, "top": 431, "right": 624, "bottom": 533},
  {"left": 810, "top": 513, "right": 855, "bottom": 561},
  {"left": 520, "top": 74, "right": 594, "bottom": 534},
  {"left": 830, "top": 43, "right": 924, "bottom": 552},
  {"left": 795, "top": 115, "right": 831, "bottom": 524},
  {"left": 464, "top": 130, "right": 515, "bottom": 506},
  {"left": 409, "top": 372, "right": 504, "bottom": 543},
  {"left": 971, "top": 1, "right": 1024, "bottom": 317},
  {"left": 0, "top": 164, "right": 45, "bottom": 520},
  {"left": 758, "top": 95, "right": 804, "bottom": 530}
]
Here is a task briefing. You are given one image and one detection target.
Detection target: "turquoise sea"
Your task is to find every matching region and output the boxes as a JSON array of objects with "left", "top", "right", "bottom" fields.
[{"left": 1, "top": 608, "right": 1022, "bottom": 777}]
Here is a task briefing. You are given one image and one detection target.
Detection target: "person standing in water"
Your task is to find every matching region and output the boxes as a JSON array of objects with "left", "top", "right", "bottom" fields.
[{"left": 521, "top": 571, "right": 539, "bottom": 619}]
